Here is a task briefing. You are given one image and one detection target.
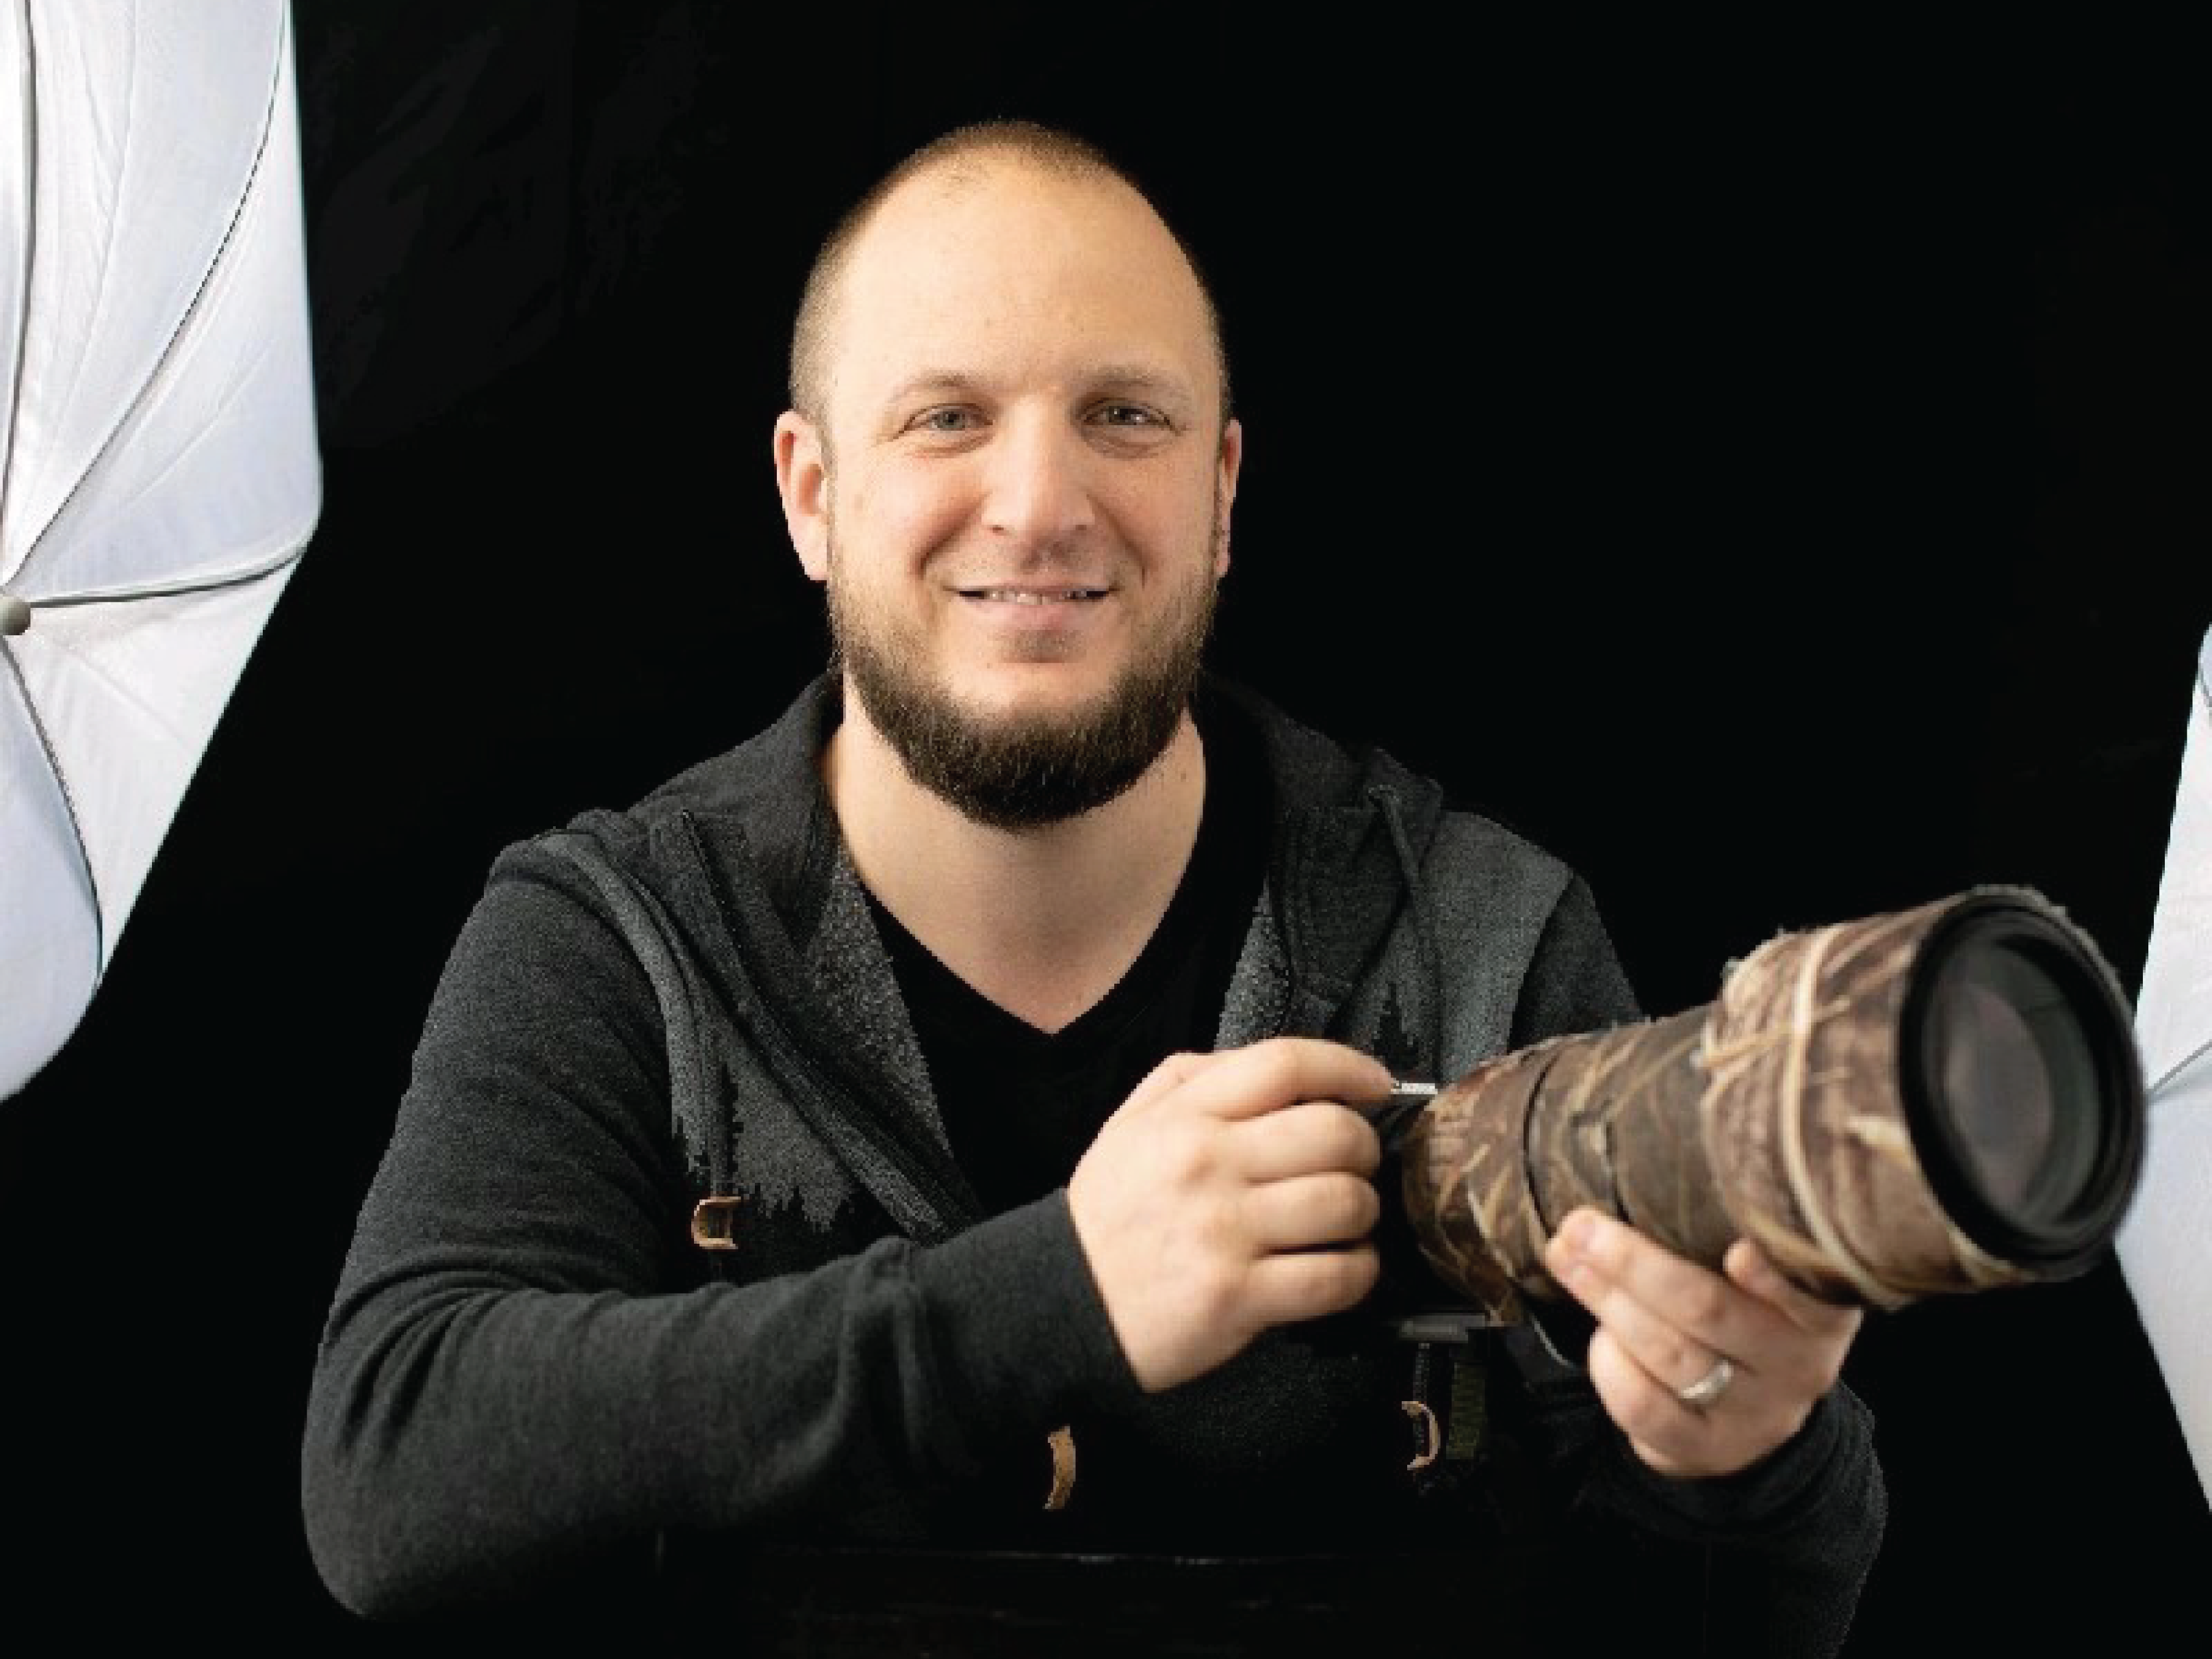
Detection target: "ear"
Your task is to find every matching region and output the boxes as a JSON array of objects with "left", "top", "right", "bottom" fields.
[
  {"left": 775, "top": 411, "right": 832, "bottom": 582},
  {"left": 1212, "top": 417, "right": 1244, "bottom": 578}
]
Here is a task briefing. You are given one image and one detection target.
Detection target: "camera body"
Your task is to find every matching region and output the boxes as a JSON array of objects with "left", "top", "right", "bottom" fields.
[{"left": 1295, "top": 1081, "right": 1506, "bottom": 1351}]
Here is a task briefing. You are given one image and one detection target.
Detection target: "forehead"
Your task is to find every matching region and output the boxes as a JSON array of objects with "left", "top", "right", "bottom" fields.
[{"left": 826, "top": 159, "right": 1219, "bottom": 422}]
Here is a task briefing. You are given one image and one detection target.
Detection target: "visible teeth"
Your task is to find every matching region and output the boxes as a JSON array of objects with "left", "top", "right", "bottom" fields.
[{"left": 972, "top": 588, "right": 1101, "bottom": 603}]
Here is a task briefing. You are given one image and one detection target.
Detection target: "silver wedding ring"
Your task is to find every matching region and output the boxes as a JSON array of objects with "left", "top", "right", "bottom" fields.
[{"left": 1676, "top": 1355, "right": 1734, "bottom": 1409}]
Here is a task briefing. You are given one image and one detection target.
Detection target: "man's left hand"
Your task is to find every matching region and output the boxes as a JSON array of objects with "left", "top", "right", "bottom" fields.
[{"left": 1542, "top": 1207, "right": 1864, "bottom": 1478}]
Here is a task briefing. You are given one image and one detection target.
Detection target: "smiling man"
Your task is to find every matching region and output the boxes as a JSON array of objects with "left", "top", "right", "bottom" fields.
[
  {"left": 302, "top": 121, "right": 1887, "bottom": 1654},
  {"left": 774, "top": 134, "right": 1239, "bottom": 1040},
  {"left": 782, "top": 142, "right": 1233, "bottom": 830}
]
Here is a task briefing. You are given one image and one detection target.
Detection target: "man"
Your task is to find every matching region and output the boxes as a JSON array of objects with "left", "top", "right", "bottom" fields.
[{"left": 301, "top": 121, "right": 1884, "bottom": 1651}]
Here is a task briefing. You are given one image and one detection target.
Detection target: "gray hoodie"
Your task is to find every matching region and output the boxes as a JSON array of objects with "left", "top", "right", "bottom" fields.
[{"left": 301, "top": 673, "right": 1884, "bottom": 1652}]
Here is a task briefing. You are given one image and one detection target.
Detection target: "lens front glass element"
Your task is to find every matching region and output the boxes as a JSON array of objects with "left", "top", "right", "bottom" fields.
[
  {"left": 1908, "top": 902, "right": 2143, "bottom": 1270},
  {"left": 1926, "top": 949, "right": 2097, "bottom": 1229}
]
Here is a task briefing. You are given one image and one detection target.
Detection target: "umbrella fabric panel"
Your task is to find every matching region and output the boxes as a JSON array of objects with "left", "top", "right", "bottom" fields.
[
  {"left": 20, "top": 572, "right": 299, "bottom": 964},
  {"left": 0, "top": 1, "right": 24, "bottom": 479},
  {"left": 0, "top": 1, "right": 319, "bottom": 1104},
  {"left": 0, "top": 646, "right": 98, "bottom": 1102},
  {"left": 2118, "top": 621, "right": 2212, "bottom": 1506},
  {"left": 2130, "top": 627, "right": 2212, "bottom": 1096},
  {"left": 1, "top": 1, "right": 297, "bottom": 586},
  {"left": 23, "top": 40, "right": 320, "bottom": 603}
]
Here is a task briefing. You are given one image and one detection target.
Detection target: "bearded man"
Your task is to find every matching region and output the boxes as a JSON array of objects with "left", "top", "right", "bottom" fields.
[{"left": 302, "top": 120, "right": 1886, "bottom": 1656}]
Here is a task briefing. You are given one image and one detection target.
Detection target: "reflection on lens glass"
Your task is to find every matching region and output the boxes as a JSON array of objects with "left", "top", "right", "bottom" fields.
[
  {"left": 1934, "top": 978, "right": 2055, "bottom": 1214},
  {"left": 1927, "top": 942, "right": 2100, "bottom": 1232}
]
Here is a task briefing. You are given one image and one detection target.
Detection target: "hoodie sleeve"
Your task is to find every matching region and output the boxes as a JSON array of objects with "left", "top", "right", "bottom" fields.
[{"left": 298, "top": 844, "right": 1138, "bottom": 1621}]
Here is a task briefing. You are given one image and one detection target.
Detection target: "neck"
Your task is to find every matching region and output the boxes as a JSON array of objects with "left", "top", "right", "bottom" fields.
[{"left": 825, "top": 687, "right": 1206, "bottom": 1033}]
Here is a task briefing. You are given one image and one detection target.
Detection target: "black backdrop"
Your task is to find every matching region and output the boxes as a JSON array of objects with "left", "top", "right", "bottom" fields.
[{"left": 3, "top": 4, "right": 2208, "bottom": 1649}]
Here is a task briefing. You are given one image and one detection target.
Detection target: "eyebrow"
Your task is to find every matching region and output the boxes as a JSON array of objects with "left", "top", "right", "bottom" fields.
[{"left": 877, "top": 364, "right": 1199, "bottom": 411}]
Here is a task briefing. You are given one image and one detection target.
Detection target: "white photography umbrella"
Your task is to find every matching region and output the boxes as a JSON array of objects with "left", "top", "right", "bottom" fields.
[
  {"left": 2118, "top": 621, "right": 2212, "bottom": 1505},
  {"left": 0, "top": 2, "right": 319, "bottom": 1102}
]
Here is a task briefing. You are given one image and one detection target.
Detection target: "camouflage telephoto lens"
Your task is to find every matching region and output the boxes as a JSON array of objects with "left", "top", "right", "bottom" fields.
[
  {"left": 1396, "top": 885, "right": 2150, "bottom": 1319},
  {"left": 1901, "top": 894, "right": 2146, "bottom": 1280}
]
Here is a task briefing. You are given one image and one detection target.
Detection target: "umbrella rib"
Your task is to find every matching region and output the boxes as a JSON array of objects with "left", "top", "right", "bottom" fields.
[
  {"left": 26, "top": 543, "right": 302, "bottom": 609},
  {"left": 2148, "top": 1036, "right": 2211, "bottom": 1101},
  {"left": 0, "top": 0, "right": 41, "bottom": 561},
  {"left": 0, "top": 628, "right": 104, "bottom": 967},
  {"left": 8, "top": 6, "right": 290, "bottom": 586}
]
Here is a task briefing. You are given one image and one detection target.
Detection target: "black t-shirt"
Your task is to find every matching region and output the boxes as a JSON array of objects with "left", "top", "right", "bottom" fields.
[
  {"left": 851, "top": 694, "right": 1578, "bottom": 1559},
  {"left": 865, "top": 690, "right": 1271, "bottom": 1213}
]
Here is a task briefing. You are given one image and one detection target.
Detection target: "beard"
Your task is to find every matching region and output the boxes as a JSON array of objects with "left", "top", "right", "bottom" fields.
[{"left": 826, "top": 522, "right": 1221, "bottom": 832}]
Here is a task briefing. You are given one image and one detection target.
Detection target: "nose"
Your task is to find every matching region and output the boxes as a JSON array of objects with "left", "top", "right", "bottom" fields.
[{"left": 981, "top": 411, "right": 1096, "bottom": 550}]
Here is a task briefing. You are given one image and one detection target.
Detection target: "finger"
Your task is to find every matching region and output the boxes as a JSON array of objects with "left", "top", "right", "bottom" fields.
[
  {"left": 1723, "top": 1237, "right": 1865, "bottom": 1336},
  {"left": 1164, "top": 1037, "right": 1395, "bottom": 1124},
  {"left": 1228, "top": 1099, "right": 1383, "bottom": 1182},
  {"left": 1553, "top": 1241, "right": 1741, "bottom": 1404},
  {"left": 1575, "top": 1265, "right": 1743, "bottom": 1407},
  {"left": 1547, "top": 1209, "right": 1745, "bottom": 1351},
  {"left": 1243, "top": 1242, "right": 1380, "bottom": 1327},
  {"left": 1582, "top": 1328, "right": 1737, "bottom": 1475},
  {"left": 1117, "top": 1049, "right": 1221, "bottom": 1118},
  {"left": 1239, "top": 1171, "right": 1381, "bottom": 1252}
]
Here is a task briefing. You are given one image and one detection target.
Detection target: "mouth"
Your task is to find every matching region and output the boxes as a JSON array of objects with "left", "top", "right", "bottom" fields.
[{"left": 955, "top": 586, "right": 1111, "bottom": 605}]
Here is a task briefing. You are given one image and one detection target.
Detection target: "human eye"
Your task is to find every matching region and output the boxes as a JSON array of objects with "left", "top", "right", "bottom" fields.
[
  {"left": 1084, "top": 401, "right": 1181, "bottom": 453},
  {"left": 908, "top": 405, "right": 981, "bottom": 435},
  {"left": 1090, "top": 402, "right": 1169, "bottom": 430}
]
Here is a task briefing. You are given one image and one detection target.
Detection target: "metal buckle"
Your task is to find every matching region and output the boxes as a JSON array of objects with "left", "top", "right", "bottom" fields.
[{"left": 690, "top": 1195, "right": 742, "bottom": 1250}]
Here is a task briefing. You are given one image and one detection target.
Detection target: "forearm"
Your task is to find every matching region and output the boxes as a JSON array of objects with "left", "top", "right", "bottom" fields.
[
  {"left": 299, "top": 857, "right": 1136, "bottom": 1617},
  {"left": 301, "top": 1193, "right": 1130, "bottom": 1618},
  {"left": 1587, "top": 1382, "right": 1887, "bottom": 1658}
]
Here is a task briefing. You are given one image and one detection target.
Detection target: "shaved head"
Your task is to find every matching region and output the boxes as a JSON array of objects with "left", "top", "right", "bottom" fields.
[{"left": 788, "top": 121, "right": 1232, "bottom": 450}]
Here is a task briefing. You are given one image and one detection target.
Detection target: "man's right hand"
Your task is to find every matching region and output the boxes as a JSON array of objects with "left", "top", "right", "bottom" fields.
[{"left": 1066, "top": 1037, "right": 1396, "bottom": 1391}]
